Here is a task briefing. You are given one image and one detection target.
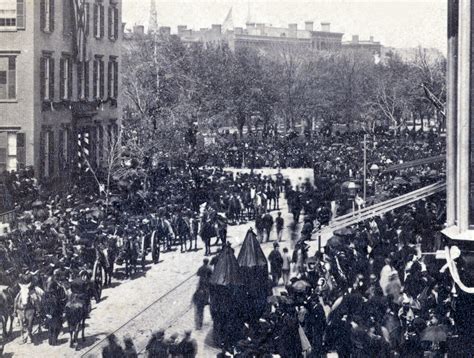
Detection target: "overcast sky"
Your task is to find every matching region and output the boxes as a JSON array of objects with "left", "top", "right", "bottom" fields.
[{"left": 122, "top": 0, "right": 447, "bottom": 52}]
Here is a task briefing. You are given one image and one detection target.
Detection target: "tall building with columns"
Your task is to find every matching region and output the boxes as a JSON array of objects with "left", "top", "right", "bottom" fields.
[{"left": 0, "top": 0, "right": 122, "bottom": 180}]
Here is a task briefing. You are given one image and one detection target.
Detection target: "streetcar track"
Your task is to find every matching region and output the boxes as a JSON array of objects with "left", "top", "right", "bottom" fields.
[{"left": 80, "top": 214, "right": 271, "bottom": 357}]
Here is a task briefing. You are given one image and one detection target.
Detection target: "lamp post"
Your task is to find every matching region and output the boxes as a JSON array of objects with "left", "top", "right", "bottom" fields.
[
  {"left": 243, "top": 143, "right": 249, "bottom": 168},
  {"left": 370, "top": 163, "right": 380, "bottom": 197}
]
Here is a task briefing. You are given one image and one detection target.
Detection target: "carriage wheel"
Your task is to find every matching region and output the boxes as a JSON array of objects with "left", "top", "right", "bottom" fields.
[
  {"left": 151, "top": 235, "right": 160, "bottom": 264},
  {"left": 92, "top": 260, "right": 103, "bottom": 302}
]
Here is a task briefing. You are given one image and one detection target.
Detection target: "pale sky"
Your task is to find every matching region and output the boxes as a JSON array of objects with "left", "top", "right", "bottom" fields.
[{"left": 122, "top": 0, "right": 447, "bottom": 52}]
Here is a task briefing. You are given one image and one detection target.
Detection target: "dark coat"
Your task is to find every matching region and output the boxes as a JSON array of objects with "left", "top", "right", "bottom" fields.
[{"left": 268, "top": 249, "right": 283, "bottom": 275}]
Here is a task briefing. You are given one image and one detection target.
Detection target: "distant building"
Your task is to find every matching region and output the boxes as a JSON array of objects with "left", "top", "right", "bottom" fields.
[
  {"left": 170, "top": 21, "right": 343, "bottom": 52},
  {"left": 0, "top": 0, "right": 122, "bottom": 180},
  {"left": 342, "top": 35, "right": 382, "bottom": 54}
]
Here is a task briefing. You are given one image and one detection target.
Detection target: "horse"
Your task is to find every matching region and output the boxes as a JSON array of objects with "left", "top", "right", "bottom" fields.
[
  {"left": 123, "top": 239, "right": 141, "bottom": 278},
  {"left": 64, "top": 293, "right": 88, "bottom": 349},
  {"left": 254, "top": 192, "right": 268, "bottom": 216},
  {"left": 98, "top": 241, "right": 117, "bottom": 287},
  {"left": 199, "top": 213, "right": 227, "bottom": 256},
  {"left": 242, "top": 190, "right": 255, "bottom": 220},
  {"left": 42, "top": 282, "right": 66, "bottom": 346},
  {"left": 14, "top": 283, "right": 44, "bottom": 344},
  {"left": 0, "top": 285, "right": 15, "bottom": 338},
  {"left": 227, "top": 195, "right": 242, "bottom": 225},
  {"left": 175, "top": 214, "right": 192, "bottom": 252}
]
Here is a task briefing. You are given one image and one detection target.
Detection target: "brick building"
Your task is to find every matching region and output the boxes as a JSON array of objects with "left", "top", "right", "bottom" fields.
[{"left": 0, "top": 0, "right": 122, "bottom": 180}]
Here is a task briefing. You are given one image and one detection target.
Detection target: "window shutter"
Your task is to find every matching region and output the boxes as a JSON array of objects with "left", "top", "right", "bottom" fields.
[
  {"left": 77, "top": 63, "right": 82, "bottom": 98},
  {"left": 93, "top": 60, "right": 98, "bottom": 98},
  {"left": 59, "top": 58, "right": 64, "bottom": 99},
  {"left": 84, "top": 61, "right": 89, "bottom": 98},
  {"left": 108, "top": 7, "right": 112, "bottom": 39},
  {"left": 113, "top": 61, "right": 118, "bottom": 98},
  {"left": 85, "top": 3, "right": 90, "bottom": 36},
  {"left": 114, "top": 8, "right": 119, "bottom": 39},
  {"left": 17, "top": 0, "right": 25, "bottom": 29},
  {"left": 40, "top": 0, "right": 46, "bottom": 31},
  {"left": 68, "top": 59, "right": 73, "bottom": 99},
  {"left": 107, "top": 61, "right": 111, "bottom": 98},
  {"left": 58, "top": 129, "right": 64, "bottom": 168},
  {"left": 8, "top": 57, "right": 16, "bottom": 99},
  {"left": 48, "top": 131, "right": 55, "bottom": 176},
  {"left": 99, "top": 5, "right": 104, "bottom": 38},
  {"left": 49, "top": 0, "right": 55, "bottom": 32},
  {"left": 93, "top": 4, "right": 98, "bottom": 37},
  {"left": 100, "top": 60, "right": 104, "bottom": 98},
  {"left": 49, "top": 58, "right": 55, "bottom": 100},
  {"left": 40, "top": 57, "right": 45, "bottom": 100},
  {"left": 40, "top": 131, "right": 45, "bottom": 177}
]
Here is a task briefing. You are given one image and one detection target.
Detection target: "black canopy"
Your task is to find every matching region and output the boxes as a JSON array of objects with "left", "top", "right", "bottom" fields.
[
  {"left": 237, "top": 229, "right": 267, "bottom": 269},
  {"left": 210, "top": 245, "right": 242, "bottom": 287}
]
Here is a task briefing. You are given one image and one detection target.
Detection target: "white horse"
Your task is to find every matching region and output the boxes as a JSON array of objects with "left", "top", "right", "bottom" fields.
[{"left": 14, "top": 284, "right": 44, "bottom": 343}]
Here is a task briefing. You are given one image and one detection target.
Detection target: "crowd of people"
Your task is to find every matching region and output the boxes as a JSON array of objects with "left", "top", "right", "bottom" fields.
[
  {"left": 204, "top": 190, "right": 462, "bottom": 357},
  {"left": 0, "top": 130, "right": 458, "bottom": 357}
]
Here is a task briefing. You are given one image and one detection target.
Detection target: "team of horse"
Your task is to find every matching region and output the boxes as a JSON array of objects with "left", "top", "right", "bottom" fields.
[
  {"left": 0, "top": 199, "right": 269, "bottom": 348},
  {"left": 0, "top": 279, "right": 88, "bottom": 349}
]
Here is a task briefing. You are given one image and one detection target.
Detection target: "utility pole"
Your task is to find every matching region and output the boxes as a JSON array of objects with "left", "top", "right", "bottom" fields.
[{"left": 363, "top": 134, "right": 367, "bottom": 202}]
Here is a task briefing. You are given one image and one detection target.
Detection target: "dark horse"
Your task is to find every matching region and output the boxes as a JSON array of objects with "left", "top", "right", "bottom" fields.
[
  {"left": 64, "top": 293, "right": 88, "bottom": 349},
  {"left": 43, "top": 282, "right": 66, "bottom": 346},
  {"left": 200, "top": 213, "right": 227, "bottom": 256},
  {"left": 118, "top": 239, "right": 140, "bottom": 278},
  {"left": 0, "top": 285, "right": 15, "bottom": 338}
]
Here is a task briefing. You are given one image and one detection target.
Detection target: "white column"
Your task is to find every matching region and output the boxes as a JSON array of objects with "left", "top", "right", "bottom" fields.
[
  {"left": 446, "top": 0, "right": 458, "bottom": 226},
  {"left": 456, "top": 0, "right": 470, "bottom": 233}
]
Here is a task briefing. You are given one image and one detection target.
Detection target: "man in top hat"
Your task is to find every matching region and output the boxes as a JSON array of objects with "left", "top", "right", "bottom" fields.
[{"left": 268, "top": 242, "right": 283, "bottom": 287}]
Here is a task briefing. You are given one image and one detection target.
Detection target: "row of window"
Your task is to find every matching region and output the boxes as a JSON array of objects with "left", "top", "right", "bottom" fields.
[
  {"left": 41, "top": 0, "right": 119, "bottom": 40},
  {"left": 40, "top": 55, "right": 119, "bottom": 101}
]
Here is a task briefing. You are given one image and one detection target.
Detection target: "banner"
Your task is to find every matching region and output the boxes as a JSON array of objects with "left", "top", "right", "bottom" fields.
[{"left": 72, "top": 0, "right": 87, "bottom": 63}]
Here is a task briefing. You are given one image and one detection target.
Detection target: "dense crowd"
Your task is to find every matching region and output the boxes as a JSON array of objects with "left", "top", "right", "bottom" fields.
[
  {"left": 0, "top": 131, "right": 456, "bottom": 357},
  {"left": 227, "top": 192, "right": 457, "bottom": 357},
  {"left": 208, "top": 130, "right": 443, "bottom": 170}
]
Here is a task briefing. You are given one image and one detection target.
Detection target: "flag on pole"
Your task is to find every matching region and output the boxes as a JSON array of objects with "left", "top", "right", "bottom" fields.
[{"left": 222, "top": 7, "right": 233, "bottom": 32}]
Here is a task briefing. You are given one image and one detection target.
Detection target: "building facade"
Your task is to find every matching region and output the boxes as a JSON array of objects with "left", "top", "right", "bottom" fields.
[
  {"left": 172, "top": 21, "right": 344, "bottom": 53},
  {"left": 342, "top": 35, "right": 382, "bottom": 54},
  {"left": 0, "top": 0, "right": 122, "bottom": 180}
]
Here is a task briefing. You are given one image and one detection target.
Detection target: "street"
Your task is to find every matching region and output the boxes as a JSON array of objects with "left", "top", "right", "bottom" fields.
[{"left": 4, "top": 168, "right": 326, "bottom": 358}]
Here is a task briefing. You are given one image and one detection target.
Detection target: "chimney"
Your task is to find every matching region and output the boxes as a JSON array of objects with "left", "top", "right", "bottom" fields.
[
  {"left": 212, "top": 24, "right": 222, "bottom": 34},
  {"left": 305, "top": 21, "right": 314, "bottom": 31},
  {"left": 352, "top": 35, "right": 359, "bottom": 43},
  {"left": 369, "top": 36, "right": 374, "bottom": 42},
  {"left": 288, "top": 23, "right": 298, "bottom": 37},
  {"left": 256, "top": 23, "right": 265, "bottom": 35},
  {"left": 321, "top": 22, "right": 330, "bottom": 32},
  {"left": 159, "top": 26, "right": 171, "bottom": 36},
  {"left": 133, "top": 25, "right": 145, "bottom": 35},
  {"left": 177, "top": 25, "right": 187, "bottom": 35}
]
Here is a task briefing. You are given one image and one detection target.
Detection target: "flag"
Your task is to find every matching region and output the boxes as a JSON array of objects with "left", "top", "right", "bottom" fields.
[
  {"left": 222, "top": 7, "right": 233, "bottom": 32},
  {"left": 72, "top": 0, "right": 87, "bottom": 63}
]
